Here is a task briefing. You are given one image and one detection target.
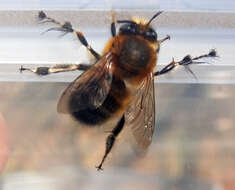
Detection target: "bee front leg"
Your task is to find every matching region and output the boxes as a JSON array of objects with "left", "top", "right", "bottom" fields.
[
  {"left": 158, "top": 35, "right": 170, "bottom": 44},
  {"left": 96, "top": 115, "right": 125, "bottom": 171},
  {"left": 74, "top": 31, "right": 101, "bottom": 60},
  {"left": 19, "top": 63, "right": 92, "bottom": 76},
  {"left": 110, "top": 11, "right": 116, "bottom": 37},
  {"left": 38, "top": 11, "right": 101, "bottom": 60}
]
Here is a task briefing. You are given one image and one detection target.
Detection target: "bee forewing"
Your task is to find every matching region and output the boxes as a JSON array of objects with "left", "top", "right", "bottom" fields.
[
  {"left": 57, "top": 52, "right": 114, "bottom": 114},
  {"left": 125, "top": 73, "right": 155, "bottom": 153}
]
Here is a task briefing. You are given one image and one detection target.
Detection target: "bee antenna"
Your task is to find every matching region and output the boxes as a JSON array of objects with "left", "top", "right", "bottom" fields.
[{"left": 147, "top": 11, "right": 163, "bottom": 26}]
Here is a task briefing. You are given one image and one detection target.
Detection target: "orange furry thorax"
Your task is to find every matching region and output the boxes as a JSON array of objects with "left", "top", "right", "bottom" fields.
[{"left": 102, "top": 34, "right": 157, "bottom": 86}]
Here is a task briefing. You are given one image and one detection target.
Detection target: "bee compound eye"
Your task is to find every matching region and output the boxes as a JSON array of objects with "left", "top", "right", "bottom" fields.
[
  {"left": 145, "top": 29, "right": 157, "bottom": 41},
  {"left": 151, "top": 30, "right": 157, "bottom": 40},
  {"left": 146, "top": 31, "right": 151, "bottom": 37}
]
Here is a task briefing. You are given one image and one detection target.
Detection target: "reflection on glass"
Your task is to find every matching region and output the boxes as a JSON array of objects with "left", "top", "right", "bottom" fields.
[{"left": 0, "top": 82, "right": 234, "bottom": 190}]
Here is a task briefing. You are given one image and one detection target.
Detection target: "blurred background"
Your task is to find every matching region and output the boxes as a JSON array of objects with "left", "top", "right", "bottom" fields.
[{"left": 0, "top": 1, "right": 235, "bottom": 190}]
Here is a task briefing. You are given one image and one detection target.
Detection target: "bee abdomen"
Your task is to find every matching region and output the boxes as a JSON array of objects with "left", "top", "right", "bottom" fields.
[
  {"left": 71, "top": 77, "right": 128, "bottom": 126},
  {"left": 71, "top": 94, "right": 120, "bottom": 125}
]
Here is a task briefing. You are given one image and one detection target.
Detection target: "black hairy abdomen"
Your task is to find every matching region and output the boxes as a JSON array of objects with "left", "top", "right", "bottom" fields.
[{"left": 70, "top": 77, "right": 127, "bottom": 125}]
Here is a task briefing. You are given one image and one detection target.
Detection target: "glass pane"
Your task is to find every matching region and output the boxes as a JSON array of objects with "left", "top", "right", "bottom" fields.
[{"left": 0, "top": 3, "right": 234, "bottom": 190}]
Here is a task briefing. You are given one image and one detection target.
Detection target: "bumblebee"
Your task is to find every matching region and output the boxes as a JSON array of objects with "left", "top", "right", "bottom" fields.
[{"left": 20, "top": 11, "right": 217, "bottom": 170}]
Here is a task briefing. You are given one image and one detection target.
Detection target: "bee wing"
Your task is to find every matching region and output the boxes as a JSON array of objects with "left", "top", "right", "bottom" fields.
[
  {"left": 125, "top": 73, "right": 155, "bottom": 153},
  {"left": 57, "top": 52, "right": 114, "bottom": 113}
]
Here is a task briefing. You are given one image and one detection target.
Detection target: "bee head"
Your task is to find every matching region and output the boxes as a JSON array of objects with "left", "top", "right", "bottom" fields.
[{"left": 118, "top": 11, "right": 163, "bottom": 42}]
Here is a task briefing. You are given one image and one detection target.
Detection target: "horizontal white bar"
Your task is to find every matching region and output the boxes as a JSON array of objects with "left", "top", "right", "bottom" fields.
[
  {"left": 0, "top": 11, "right": 233, "bottom": 84},
  {"left": 0, "top": 0, "right": 235, "bottom": 12}
]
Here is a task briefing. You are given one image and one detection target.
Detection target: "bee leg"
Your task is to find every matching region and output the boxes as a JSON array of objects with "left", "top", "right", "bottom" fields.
[
  {"left": 38, "top": 11, "right": 101, "bottom": 60},
  {"left": 74, "top": 31, "right": 101, "bottom": 60},
  {"left": 19, "top": 63, "right": 92, "bottom": 76},
  {"left": 154, "top": 49, "right": 218, "bottom": 77},
  {"left": 96, "top": 115, "right": 125, "bottom": 171},
  {"left": 158, "top": 35, "right": 170, "bottom": 44},
  {"left": 154, "top": 58, "right": 177, "bottom": 76},
  {"left": 110, "top": 11, "right": 116, "bottom": 37}
]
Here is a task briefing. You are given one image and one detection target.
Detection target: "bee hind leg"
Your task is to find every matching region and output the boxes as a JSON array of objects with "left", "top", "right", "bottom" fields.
[
  {"left": 19, "top": 63, "right": 92, "bottom": 76},
  {"left": 96, "top": 115, "right": 125, "bottom": 171}
]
